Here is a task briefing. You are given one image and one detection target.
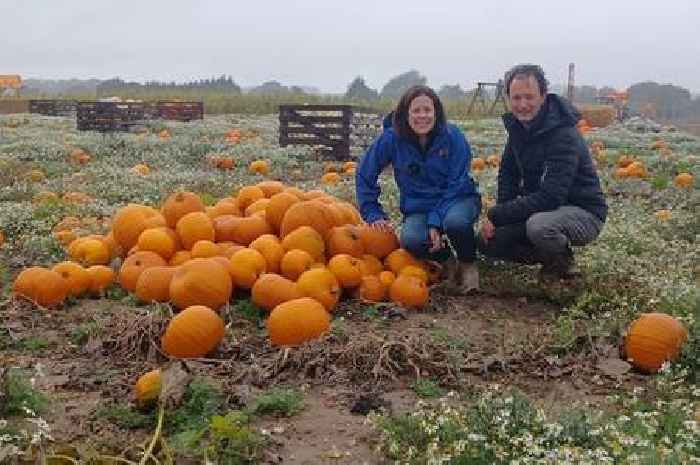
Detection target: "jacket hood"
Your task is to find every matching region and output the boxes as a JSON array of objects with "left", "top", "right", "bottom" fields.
[{"left": 503, "top": 93, "right": 581, "bottom": 137}]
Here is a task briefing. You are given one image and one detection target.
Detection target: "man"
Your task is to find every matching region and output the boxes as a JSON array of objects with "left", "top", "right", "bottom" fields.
[{"left": 478, "top": 64, "right": 607, "bottom": 281}]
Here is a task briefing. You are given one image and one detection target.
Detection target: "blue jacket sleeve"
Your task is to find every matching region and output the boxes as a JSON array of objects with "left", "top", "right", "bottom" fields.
[
  {"left": 426, "top": 128, "right": 472, "bottom": 229},
  {"left": 355, "top": 133, "right": 393, "bottom": 223}
]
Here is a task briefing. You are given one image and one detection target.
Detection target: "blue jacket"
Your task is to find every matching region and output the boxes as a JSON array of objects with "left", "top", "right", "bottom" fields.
[{"left": 355, "top": 116, "right": 479, "bottom": 229}]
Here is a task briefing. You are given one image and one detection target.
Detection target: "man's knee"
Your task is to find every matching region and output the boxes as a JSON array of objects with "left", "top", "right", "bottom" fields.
[{"left": 526, "top": 212, "right": 567, "bottom": 251}]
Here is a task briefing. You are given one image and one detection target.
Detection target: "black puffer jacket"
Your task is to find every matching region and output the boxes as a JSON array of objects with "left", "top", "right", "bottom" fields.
[{"left": 487, "top": 94, "right": 607, "bottom": 226}]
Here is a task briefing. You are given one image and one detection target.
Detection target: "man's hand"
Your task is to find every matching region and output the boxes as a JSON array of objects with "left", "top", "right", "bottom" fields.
[
  {"left": 369, "top": 219, "right": 393, "bottom": 233},
  {"left": 481, "top": 218, "right": 495, "bottom": 243},
  {"left": 428, "top": 227, "right": 443, "bottom": 252}
]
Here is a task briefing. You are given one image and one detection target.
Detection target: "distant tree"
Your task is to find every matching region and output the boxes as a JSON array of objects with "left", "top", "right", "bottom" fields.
[
  {"left": 249, "top": 81, "right": 289, "bottom": 95},
  {"left": 345, "top": 76, "right": 379, "bottom": 101},
  {"left": 628, "top": 81, "right": 693, "bottom": 120},
  {"left": 573, "top": 85, "right": 598, "bottom": 104},
  {"left": 380, "top": 70, "right": 427, "bottom": 99},
  {"left": 438, "top": 84, "right": 466, "bottom": 100}
]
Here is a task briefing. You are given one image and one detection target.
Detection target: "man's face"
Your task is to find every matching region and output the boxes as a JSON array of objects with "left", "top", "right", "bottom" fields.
[
  {"left": 408, "top": 95, "right": 436, "bottom": 136},
  {"left": 508, "top": 75, "right": 545, "bottom": 123}
]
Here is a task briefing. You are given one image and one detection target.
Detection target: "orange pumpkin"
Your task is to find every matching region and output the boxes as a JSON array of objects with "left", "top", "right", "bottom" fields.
[
  {"left": 358, "top": 225, "right": 399, "bottom": 259},
  {"left": 169, "top": 258, "right": 232, "bottom": 310},
  {"left": 379, "top": 270, "right": 396, "bottom": 288},
  {"left": 176, "top": 212, "right": 215, "bottom": 250},
  {"left": 169, "top": 250, "right": 192, "bottom": 266},
  {"left": 244, "top": 198, "right": 271, "bottom": 217},
  {"left": 358, "top": 275, "right": 387, "bottom": 302},
  {"left": 135, "top": 266, "right": 177, "bottom": 303},
  {"left": 228, "top": 248, "right": 267, "bottom": 289},
  {"left": 162, "top": 191, "right": 205, "bottom": 228},
  {"left": 326, "top": 225, "right": 364, "bottom": 257},
  {"left": 267, "top": 298, "right": 330, "bottom": 346},
  {"left": 119, "top": 251, "right": 168, "bottom": 292},
  {"left": 13, "top": 267, "right": 68, "bottom": 307},
  {"left": 327, "top": 254, "right": 363, "bottom": 288},
  {"left": 249, "top": 160, "right": 270, "bottom": 175},
  {"left": 86, "top": 265, "right": 115, "bottom": 294},
  {"left": 231, "top": 215, "right": 273, "bottom": 246},
  {"left": 279, "top": 200, "right": 338, "bottom": 239},
  {"left": 69, "top": 238, "right": 111, "bottom": 266},
  {"left": 265, "top": 192, "right": 301, "bottom": 233},
  {"left": 137, "top": 227, "right": 180, "bottom": 260},
  {"left": 359, "top": 254, "right": 384, "bottom": 276},
  {"left": 674, "top": 172, "right": 694, "bottom": 188},
  {"left": 249, "top": 234, "right": 285, "bottom": 273},
  {"left": 52, "top": 261, "right": 90, "bottom": 297},
  {"left": 389, "top": 275, "right": 429, "bottom": 309},
  {"left": 296, "top": 268, "right": 341, "bottom": 312},
  {"left": 321, "top": 172, "right": 341, "bottom": 185},
  {"left": 190, "top": 240, "right": 221, "bottom": 259},
  {"left": 161, "top": 305, "right": 225, "bottom": 358},
  {"left": 280, "top": 249, "right": 315, "bottom": 281},
  {"left": 281, "top": 226, "right": 326, "bottom": 262},
  {"left": 399, "top": 265, "right": 429, "bottom": 284},
  {"left": 256, "top": 180, "right": 285, "bottom": 197},
  {"left": 470, "top": 158, "right": 486, "bottom": 171},
  {"left": 237, "top": 185, "right": 266, "bottom": 211},
  {"left": 251, "top": 273, "right": 303, "bottom": 312},
  {"left": 384, "top": 248, "right": 421, "bottom": 274},
  {"left": 623, "top": 313, "right": 688, "bottom": 373},
  {"left": 134, "top": 369, "right": 161, "bottom": 408},
  {"left": 112, "top": 204, "right": 166, "bottom": 253}
]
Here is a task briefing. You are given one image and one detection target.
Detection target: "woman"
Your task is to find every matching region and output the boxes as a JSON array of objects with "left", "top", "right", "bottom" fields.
[{"left": 355, "top": 85, "right": 481, "bottom": 294}]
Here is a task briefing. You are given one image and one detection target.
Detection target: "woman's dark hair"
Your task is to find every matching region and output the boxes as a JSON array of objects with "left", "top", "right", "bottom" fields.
[{"left": 392, "top": 85, "right": 447, "bottom": 140}]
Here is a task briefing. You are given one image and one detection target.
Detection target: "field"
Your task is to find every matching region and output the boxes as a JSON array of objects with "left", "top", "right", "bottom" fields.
[{"left": 0, "top": 112, "right": 698, "bottom": 464}]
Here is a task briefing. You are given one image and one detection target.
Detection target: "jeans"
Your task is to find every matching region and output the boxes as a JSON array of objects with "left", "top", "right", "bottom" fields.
[
  {"left": 401, "top": 196, "right": 481, "bottom": 263},
  {"left": 477, "top": 205, "right": 603, "bottom": 263}
]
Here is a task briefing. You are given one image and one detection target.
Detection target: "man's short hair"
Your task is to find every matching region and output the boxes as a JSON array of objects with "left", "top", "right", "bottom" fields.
[{"left": 504, "top": 64, "right": 549, "bottom": 96}]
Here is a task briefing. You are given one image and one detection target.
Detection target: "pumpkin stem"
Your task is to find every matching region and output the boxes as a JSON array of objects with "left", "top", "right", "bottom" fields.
[{"left": 139, "top": 402, "right": 165, "bottom": 465}]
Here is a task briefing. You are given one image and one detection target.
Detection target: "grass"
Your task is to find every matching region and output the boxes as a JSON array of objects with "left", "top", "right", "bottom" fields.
[
  {"left": 249, "top": 387, "right": 304, "bottom": 417},
  {"left": 95, "top": 403, "right": 155, "bottom": 430},
  {"left": 411, "top": 378, "right": 445, "bottom": 399},
  {"left": 1, "top": 368, "right": 49, "bottom": 416}
]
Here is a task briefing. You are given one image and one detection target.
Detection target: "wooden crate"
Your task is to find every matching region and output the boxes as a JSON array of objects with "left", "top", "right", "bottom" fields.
[
  {"left": 29, "top": 99, "right": 78, "bottom": 117},
  {"left": 279, "top": 105, "right": 382, "bottom": 160},
  {"left": 76, "top": 101, "right": 146, "bottom": 132},
  {"left": 157, "top": 101, "right": 203, "bottom": 121}
]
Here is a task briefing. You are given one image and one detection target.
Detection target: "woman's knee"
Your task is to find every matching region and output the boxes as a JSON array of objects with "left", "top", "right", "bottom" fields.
[{"left": 400, "top": 225, "right": 429, "bottom": 257}]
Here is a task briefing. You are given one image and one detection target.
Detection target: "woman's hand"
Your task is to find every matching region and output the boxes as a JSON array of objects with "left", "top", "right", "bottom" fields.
[
  {"left": 370, "top": 219, "right": 394, "bottom": 233},
  {"left": 428, "top": 227, "right": 443, "bottom": 252},
  {"left": 481, "top": 218, "right": 495, "bottom": 243}
]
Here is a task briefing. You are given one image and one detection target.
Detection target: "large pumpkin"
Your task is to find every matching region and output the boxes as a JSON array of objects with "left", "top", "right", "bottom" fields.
[
  {"left": 279, "top": 249, "right": 315, "bottom": 281},
  {"left": 249, "top": 234, "right": 285, "bottom": 273},
  {"left": 176, "top": 212, "right": 215, "bottom": 250},
  {"left": 135, "top": 266, "right": 177, "bottom": 303},
  {"left": 161, "top": 305, "right": 225, "bottom": 358},
  {"left": 281, "top": 226, "right": 326, "bottom": 262},
  {"left": 266, "top": 298, "right": 330, "bottom": 346},
  {"left": 112, "top": 204, "right": 166, "bottom": 253},
  {"left": 52, "top": 261, "right": 90, "bottom": 297},
  {"left": 264, "top": 192, "right": 300, "bottom": 232},
  {"left": 279, "top": 200, "right": 338, "bottom": 239},
  {"left": 389, "top": 275, "right": 429, "bottom": 309},
  {"left": 13, "top": 267, "right": 69, "bottom": 307},
  {"left": 228, "top": 248, "right": 267, "bottom": 289},
  {"left": 623, "top": 313, "right": 688, "bottom": 373},
  {"left": 251, "top": 273, "right": 303, "bottom": 312},
  {"left": 169, "top": 258, "right": 233, "bottom": 310},
  {"left": 326, "top": 225, "right": 364, "bottom": 258},
  {"left": 358, "top": 225, "right": 399, "bottom": 259}
]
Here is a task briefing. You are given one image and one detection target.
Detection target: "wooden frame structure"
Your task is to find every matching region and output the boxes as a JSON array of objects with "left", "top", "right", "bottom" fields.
[
  {"left": 466, "top": 81, "right": 508, "bottom": 116},
  {"left": 279, "top": 104, "right": 382, "bottom": 159},
  {"left": 76, "top": 101, "right": 147, "bottom": 132},
  {"left": 29, "top": 99, "right": 78, "bottom": 117}
]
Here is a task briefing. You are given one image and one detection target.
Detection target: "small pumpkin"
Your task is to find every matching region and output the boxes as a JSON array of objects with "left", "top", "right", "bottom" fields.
[
  {"left": 134, "top": 369, "right": 162, "bottom": 408},
  {"left": 176, "top": 212, "right": 215, "bottom": 250},
  {"left": 281, "top": 226, "right": 326, "bottom": 262},
  {"left": 267, "top": 298, "right": 330, "bottom": 346},
  {"left": 250, "top": 234, "right": 285, "bottom": 273},
  {"left": 119, "top": 251, "right": 168, "bottom": 292},
  {"left": 327, "top": 254, "right": 363, "bottom": 288},
  {"left": 190, "top": 240, "right": 221, "bottom": 259},
  {"left": 399, "top": 265, "right": 429, "bottom": 284},
  {"left": 389, "top": 275, "right": 429, "bottom": 309},
  {"left": 86, "top": 265, "right": 115, "bottom": 294},
  {"left": 251, "top": 273, "right": 303, "bottom": 312},
  {"left": 326, "top": 225, "right": 364, "bottom": 258},
  {"left": 52, "top": 261, "right": 90, "bottom": 297},
  {"left": 256, "top": 180, "right": 285, "bottom": 197},
  {"left": 249, "top": 160, "right": 270, "bottom": 175},
  {"left": 280, "top": 249, "right": 315, "bottom": 281},
  {"left": 321, "top": 172, "right": 341, "bottom": 185},
  {"left": 137, "top": 227, "right": 180, "bottom": 260},
  {"left": 265, "top": 192, "right": 301, "bottom": 232},
  {"left": 296, "top": 268, "right": 341, "bottom": 312},
  {"left": 673, "top": 172, "right": 694, "bottom": 188},
  {"left": 385, "top": 248, "right": 421, "bottom": 275},
  {"left": 237, "top": 185, "right": 266, "bottom": 211},
  {"left": 161, "top": 305, "right": 225, "bottom": 358},
  {"left": 112, "top": 204, "right": 166, "bottom": 253},
  {"left": 623, "top": 313, "right": 688, "bottom": 373},
  {"left": 229, "top": 248, "right": 267, "bottom": 289},
  {"left": 470, "top": 158, "right": 486, "bottom": 171},
  {"left": 357, "top": 275, "right": 387, "bottom": 302}
]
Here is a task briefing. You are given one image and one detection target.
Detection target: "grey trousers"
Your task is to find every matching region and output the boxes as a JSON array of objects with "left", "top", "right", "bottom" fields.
[{"left": 477, "top": 206, "right": 604, "bottom": 263}]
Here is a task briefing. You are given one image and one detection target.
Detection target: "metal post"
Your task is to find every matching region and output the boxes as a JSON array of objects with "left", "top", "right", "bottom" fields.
[{"left": 567, "top": 63, "right": 575, "bottom": 102}]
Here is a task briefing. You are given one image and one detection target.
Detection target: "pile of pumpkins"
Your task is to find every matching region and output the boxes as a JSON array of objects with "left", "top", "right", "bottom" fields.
[
  {"left": 470, "top": 155, "right": 500, "bottom": 172},
  {"left": 12, "top": 180, "right": 437, "bottom": 357}
]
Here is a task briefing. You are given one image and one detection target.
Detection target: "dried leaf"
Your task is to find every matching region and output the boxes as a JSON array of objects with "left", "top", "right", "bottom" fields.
[
  {"left": 597, "top": 358, "right": 631, "bottom": 377},
  {"left": 158, "top": 360, "right": 191, "bottom": 407}
]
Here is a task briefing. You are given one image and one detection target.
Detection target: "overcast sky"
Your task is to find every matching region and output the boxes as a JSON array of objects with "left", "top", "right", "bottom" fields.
[{"left": 2, "top": 0, "right": 699, "bottom": 94}]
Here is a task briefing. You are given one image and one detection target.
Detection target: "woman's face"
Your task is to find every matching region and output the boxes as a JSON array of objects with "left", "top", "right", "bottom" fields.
[{"left": 408, "top": 95, "right": 435, "bottom": 136}]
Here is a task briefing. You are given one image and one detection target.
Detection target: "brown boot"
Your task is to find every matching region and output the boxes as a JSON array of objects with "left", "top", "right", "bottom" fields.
[
  {"left": 539, "top": 250, "right": 580, "bottom": 283},
  {"left": 457, "top": 261, "right": 480, "bottom": 295},
  {"left": 439, "top": 257, "right": 461, "bottom": 294}
]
